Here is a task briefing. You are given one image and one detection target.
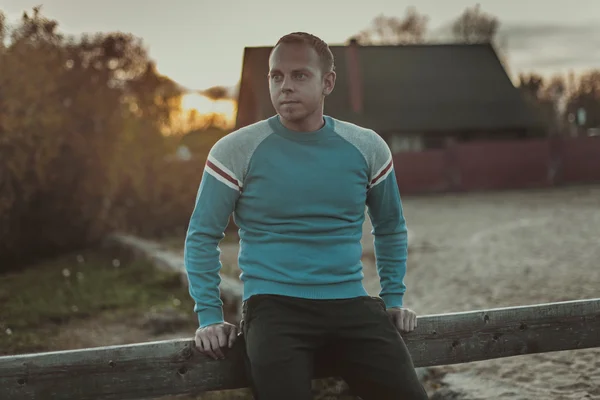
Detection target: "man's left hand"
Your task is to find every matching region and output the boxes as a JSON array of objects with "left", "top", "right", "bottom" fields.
[{"left": 386, "top": 307, "right": 418, "bottom": 333}]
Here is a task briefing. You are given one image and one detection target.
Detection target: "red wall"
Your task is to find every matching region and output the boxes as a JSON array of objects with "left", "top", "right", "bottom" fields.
[
  {"left": 394, "top": 150, "right": 448, "bottom": 193},
  {"left": 394, "top": 136, "right": 600, "bottom": 195},
  {"left": 560, "top": 137, "right": 600, "bottom": 184},
  {"left": 455, "top": 139, "right": 551, "bottom": 191}
]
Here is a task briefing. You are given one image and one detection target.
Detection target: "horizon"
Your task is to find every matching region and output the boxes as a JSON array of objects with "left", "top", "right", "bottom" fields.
[{"left": 2, "top": 0, "right": 599, "bottom": 117}]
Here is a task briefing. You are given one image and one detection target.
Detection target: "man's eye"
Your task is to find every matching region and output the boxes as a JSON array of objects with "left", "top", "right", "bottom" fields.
[{"left": 294, "top": 73, "right": 306, "bottom": 79}]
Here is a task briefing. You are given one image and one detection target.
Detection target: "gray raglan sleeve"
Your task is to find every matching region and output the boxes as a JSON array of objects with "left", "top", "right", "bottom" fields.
[{"left": 183, "top": 122, "right": 273, "bottom": 328}]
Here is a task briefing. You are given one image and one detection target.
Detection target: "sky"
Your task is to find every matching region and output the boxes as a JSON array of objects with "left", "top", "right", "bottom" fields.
[{"left": 2, "top": 0, "right": 600, "bottom": 102}]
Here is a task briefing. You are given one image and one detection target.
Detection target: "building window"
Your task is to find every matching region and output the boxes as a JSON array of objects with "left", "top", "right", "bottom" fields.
[{"left": 388, "top": 133, "right": 424, "bottom": 153}]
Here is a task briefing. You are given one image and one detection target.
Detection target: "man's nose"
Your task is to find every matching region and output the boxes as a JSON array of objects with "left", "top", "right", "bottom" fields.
[{"left": 281, "top": 76, "right": 294, "bottom": 92}]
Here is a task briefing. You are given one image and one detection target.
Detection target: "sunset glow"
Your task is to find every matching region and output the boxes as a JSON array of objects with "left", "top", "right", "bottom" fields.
[{"left": 181, "top": 93, "right": 237, "bottom": 128}]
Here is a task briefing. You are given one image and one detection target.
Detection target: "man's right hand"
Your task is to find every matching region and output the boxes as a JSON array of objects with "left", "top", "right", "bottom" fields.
[{"left": 194, "top": 322, "right": 239, "bottom": 360}]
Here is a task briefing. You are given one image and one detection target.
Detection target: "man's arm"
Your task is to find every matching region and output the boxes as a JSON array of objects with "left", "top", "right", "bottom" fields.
[
  {"left": 365, "top": 141, "right": 408, "bottom": 309},
  {"left": 184, "top": 144, "right": 242, "bottom": 328}
]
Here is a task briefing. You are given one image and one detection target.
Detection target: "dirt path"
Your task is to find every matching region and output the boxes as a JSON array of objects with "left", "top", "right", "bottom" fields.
[{"left": 46, "top": 184, "right": 599, "bottom": 399}]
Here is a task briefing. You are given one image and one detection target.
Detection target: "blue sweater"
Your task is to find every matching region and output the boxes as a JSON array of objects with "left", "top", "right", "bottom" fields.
[{"left": 184, "top": 115, "right": 408, "bottom": 327}]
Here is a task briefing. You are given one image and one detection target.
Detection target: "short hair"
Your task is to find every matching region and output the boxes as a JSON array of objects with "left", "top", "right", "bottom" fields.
[{"left": 273, "top": 32, "right": 335, "bottom": 74}]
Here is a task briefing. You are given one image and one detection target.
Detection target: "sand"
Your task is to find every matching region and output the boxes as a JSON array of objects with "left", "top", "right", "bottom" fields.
[
  {"left": 362, "top": 184, "right": 600, "bottom": 400},
  {"left": 81, "top": 183, "right": 598, "bottom": 399}
]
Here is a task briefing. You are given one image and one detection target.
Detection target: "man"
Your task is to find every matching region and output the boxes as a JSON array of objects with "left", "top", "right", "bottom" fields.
[{"left": 184, "top": 32, "right": 428, "bottom": 399}]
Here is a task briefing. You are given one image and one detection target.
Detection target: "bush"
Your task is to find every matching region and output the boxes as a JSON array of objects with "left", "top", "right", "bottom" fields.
[{"left": 0, "top": 7, "right": 226, "bottom": 270}]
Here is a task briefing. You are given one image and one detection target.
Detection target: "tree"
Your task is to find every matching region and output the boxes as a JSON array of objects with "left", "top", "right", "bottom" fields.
[
  {"left": 518, "top": 71, "right": 600, "bottom": 135},
  {"left": 351, "top": 7, "right": 429, "bottom": 45},
  {"left": 449, "top": 4, "right": 512, "bottom": 73},
  {"left": 202, "top": 85, "right": 229, "bottom": 101},
  {"left": 200, "top": 85, "right": 233, "bottom": 128},
  {"left": 518, "top": 73, "right": 545, "bottom": 100},
  {"left": 0, "top": 6, "right": 190, "bottom": 269},
  {"left": 518, "top": 73, "right": 574, "bottom": 135},
  {"left": 0, "top": 11, "right": 6, "bottom": 50},
  {"left": 451, "top": 4, "right": 499, "bottom": 44},
  {"left": 565, "top": 70, "right": 600, "bottom": 132}
]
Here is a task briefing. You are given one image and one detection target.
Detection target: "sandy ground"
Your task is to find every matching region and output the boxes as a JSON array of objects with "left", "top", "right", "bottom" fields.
[
  {"left": 46, "top": 184, "right": 600, "bottom": 399},
  {"left": 368, "top": 184, "right": 600, "bottom": 400},
  {"left": 204, "top": 184, "right": 600, "bottom": 399}
]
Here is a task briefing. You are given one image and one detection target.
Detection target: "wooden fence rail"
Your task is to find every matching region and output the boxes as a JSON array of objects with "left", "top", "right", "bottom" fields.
[{"left": 1, "top": 298, "right": 599, "bottom": 400}]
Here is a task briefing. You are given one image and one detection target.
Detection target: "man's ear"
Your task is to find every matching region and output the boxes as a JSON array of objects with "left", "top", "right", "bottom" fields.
[{"left": 323, "top": 71, "right": 336, "bottom": 96}]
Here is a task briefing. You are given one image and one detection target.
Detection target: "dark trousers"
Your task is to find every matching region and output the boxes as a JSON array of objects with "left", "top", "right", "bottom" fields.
[{"left": 241, "top": 294, "right": 429, "bottom": 400}]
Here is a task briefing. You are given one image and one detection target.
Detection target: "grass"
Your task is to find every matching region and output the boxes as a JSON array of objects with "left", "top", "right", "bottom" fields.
[
  {"left": 0, "top": 244, "right": 354, "bottom": 399},
  {"left": 0, "top": 247, "right": 195, "bottom": 356}
]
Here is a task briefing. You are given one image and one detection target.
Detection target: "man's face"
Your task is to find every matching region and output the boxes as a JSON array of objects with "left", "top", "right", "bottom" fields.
[{"left": 268, "top": 42, "right": 334, "bottom": 125}]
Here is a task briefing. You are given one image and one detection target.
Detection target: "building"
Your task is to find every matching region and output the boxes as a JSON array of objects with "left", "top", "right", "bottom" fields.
[{"left": 235, "top": 42, "right": 547, "bottom": 153}]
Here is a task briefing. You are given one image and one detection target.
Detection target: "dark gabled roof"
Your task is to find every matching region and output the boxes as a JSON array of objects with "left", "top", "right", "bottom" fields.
[{"left": 235, "top": 43, "right": 546, "bottom": 134}]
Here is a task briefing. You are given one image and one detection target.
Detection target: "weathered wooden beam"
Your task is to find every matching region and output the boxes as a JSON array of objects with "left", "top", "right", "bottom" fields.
[{"left": 1, "top": 298, "right": 599, "bottom": 400}]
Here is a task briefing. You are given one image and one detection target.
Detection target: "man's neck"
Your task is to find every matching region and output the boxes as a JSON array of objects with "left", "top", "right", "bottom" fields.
[{"left": 279, "top": 112, "right": 325, "bottom": 132}]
